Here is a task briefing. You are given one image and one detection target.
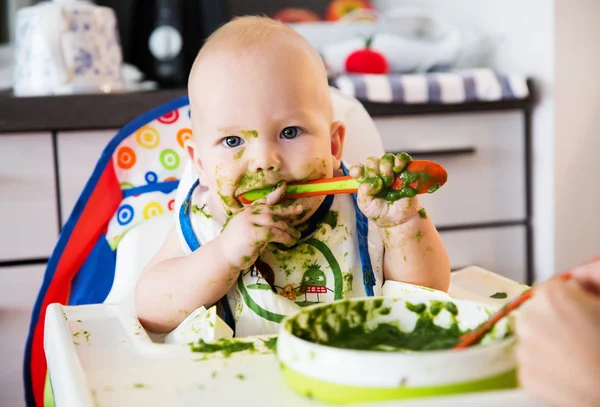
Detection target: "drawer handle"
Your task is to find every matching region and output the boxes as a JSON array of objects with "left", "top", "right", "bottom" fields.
[{"left": 388, "top": 147, "right": 476, "bottom": 158}]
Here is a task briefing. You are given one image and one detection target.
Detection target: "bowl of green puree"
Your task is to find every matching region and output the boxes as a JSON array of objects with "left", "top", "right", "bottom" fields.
[{"left": 277, "top": 294, "right": 516, "bottom": 404}]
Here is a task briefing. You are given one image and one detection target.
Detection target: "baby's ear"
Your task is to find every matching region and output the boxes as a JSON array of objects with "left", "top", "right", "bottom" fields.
[
  {"left": 330, "top": 121, "right": 346, "bottom": 168},
  {"left": 184, "top": 139, "right": 205, "bottom": 179}
]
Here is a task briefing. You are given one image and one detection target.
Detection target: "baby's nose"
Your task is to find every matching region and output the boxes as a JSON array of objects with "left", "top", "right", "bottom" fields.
[{"left": 248, "top": 148, "right": 281, "bottom": 172}]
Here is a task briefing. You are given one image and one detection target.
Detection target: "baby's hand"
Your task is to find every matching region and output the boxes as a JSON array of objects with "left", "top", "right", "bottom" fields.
[
  {"left": 350, "top": 153, "right": 419, "bottom": 227},
  {"left": 217, "top": 182, "right": 302, "bottom": 270}
]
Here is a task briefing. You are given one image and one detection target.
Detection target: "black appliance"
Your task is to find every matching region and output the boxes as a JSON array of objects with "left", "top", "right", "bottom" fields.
[{"left": 98, "top": 0, "right": 231, "bottom": 88}]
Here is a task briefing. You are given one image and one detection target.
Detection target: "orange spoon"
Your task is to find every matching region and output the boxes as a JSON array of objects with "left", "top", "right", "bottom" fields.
[
  {"left": 237, "top": 160, "right": 448, "bottom": 205},
  {"left": 453, "top": 272, "right": 574, "bottom": 350}
]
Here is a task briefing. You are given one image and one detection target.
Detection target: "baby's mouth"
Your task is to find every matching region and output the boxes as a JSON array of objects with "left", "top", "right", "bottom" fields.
[{"left": 233, "top": 172, "right": 284, "bottom": 197}]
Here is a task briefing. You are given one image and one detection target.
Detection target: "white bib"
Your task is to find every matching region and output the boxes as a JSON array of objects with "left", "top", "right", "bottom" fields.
[{"left": 175, "top": 166, "right": 384, "bottom": 337}]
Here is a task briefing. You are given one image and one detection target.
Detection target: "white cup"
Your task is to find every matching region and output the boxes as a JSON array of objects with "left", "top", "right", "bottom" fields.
[{"left": 13, "top": 0, "right": 124, "bottom": 96}]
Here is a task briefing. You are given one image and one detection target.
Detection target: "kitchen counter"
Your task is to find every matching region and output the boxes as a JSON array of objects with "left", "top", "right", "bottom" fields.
[{"left": 0, "top": 81, "right": 534, "bottom": 134}]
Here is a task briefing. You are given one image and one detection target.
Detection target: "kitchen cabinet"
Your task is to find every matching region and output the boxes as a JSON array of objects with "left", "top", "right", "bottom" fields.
[
  {"left": 57, "top": 130, "right": 118, "bottom": 223},
  {"left": 376, "top": 112, "right": 526, "bottom": 227},
  {"left": 0, "top": 133, "right": 58, "bottom": 262},
  {"left": 441, "top": 226, "right": 527, "bottom": 283},
  {"left": 376, "top": 111, "right": 529, "bottom": 283},
  {"left": 0, "top": 263, "right": 46, "bottom": 407}
]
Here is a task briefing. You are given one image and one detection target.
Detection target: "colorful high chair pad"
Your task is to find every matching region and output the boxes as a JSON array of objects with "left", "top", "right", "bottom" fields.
[{"left": 24, "top": 96, "right": 192, "bottom": 407}]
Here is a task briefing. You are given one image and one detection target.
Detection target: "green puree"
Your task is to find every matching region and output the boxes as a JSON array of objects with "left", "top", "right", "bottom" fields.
[
  {"left": 189, "top": 339, "right": 255, "bottom": 357},
  {"left": 490, "top": 292, "right": 508, "bottom": 299},
  {"left": 288, "top": 299, "right": 468, "bottom": 352},
  {"left": 264, "top": 337, "right": 278, "bottom": 352}
]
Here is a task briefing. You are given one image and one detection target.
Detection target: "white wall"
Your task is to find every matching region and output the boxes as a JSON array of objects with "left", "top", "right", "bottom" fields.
[{"left": 553, "top": 0, "right": 600, "bottom": 271}]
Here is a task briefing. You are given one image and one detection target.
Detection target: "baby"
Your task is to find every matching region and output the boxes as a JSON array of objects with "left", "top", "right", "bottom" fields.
[{"left": 135, "top": 16, "right": 450, "bottom": 336}]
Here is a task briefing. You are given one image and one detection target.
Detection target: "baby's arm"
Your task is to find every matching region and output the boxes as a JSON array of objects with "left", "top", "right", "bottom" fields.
[
  {"left": 135, "top": 183, "right": 302, "bottom": 333},
  {"left": 378, "top": 203, "right": 450, "bottom": 291},
  {"left": 135, "top": 225, "right": 241, "bottom": 334},
  {"left": 351, "top": 154, "right": 450, "bottom": 292}
]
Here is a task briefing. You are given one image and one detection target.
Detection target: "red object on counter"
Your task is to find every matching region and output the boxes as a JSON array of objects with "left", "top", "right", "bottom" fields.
[{"left": 345, "top": 37, "right": 389, "bottom": 74}]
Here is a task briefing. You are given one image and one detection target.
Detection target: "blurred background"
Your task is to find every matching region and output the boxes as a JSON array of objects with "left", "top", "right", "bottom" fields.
[{"left": 1, "top": 1, "right": 600, "bottom": 406}]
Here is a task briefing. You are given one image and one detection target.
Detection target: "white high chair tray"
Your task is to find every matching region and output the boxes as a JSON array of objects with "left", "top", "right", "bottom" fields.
[{"left": 45, "top": 266, "right": 547, "bottom": 407}]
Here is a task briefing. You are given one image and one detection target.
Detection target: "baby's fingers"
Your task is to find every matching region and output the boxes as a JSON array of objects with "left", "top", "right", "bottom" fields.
[
  {"left": 364, "top": 157, "right": 380, "bottom": 179},
  {"left": 379, "top": 154, "right": 395, "bottom": 187},
  {"left": 349, "top": 165, "right": 366, "bottom": 181},
  {"left": 251, "top": 203, "right": 304, "bottom": 219},
  {"left": 253, "top": 212, "right": 301, "bottom": 239},
  {"left": 263, "top": 227, "right": 299, "bottom": 247},
  {"left": 359, "top": 177, "right": 383, "bottom": 197},
  {"left": 393, "top": 152, "right": 412, "bottom": 174},
  {"left": 269, "top": 204, "right": 304, "bottom": 219},
  {"left": 255, "top": 181, "right": 286, "bottom": 206}
]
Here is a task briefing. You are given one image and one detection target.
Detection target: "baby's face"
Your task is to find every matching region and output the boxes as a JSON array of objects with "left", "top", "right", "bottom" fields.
[{"left": 189, "top": 41, "right": 344, "bottom": 221}]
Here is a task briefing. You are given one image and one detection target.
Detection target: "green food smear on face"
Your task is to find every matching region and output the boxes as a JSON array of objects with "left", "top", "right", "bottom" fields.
[
  {"left": 490, "top": 292, "right": 508, "bottom": 299},
  {"left": 236, "top": 374, "right": 245, "bottom": 380},
  {"left": 218, "top": 191, "right": 237, "bottom": 208},
  {"left": 192, "top": 204, "right": 212, "bottom": 218},
  {"left": 233, "top": 147, "right": 245, "bottom": 160},
  {"left": 321, "top": 210, "right": 338, "bottom": 229},
  {"left": 133, "top": 383, "right": 149, "bottom": 389},
  {"left": 264, "top": 337, "right": 278, "bottom": 352},
  {"left": 286, "top": 299, "right": 486, "bottom": 352},
  {"left": 189, "top": 339, "right": 256, "bottom": 357},
  {"left": 418, "top": 208, "right": 427, "bottom": 219},
  {"left": 241, "top": 130, "right": 258, "bottom": 139},
  {"left": 236, "top": 172, "right": 280, "bottom": 201}
]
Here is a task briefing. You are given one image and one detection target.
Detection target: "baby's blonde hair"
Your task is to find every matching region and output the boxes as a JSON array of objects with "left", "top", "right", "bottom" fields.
[{"left": 204, "top": 15, "right": 290, "bottom": 48}]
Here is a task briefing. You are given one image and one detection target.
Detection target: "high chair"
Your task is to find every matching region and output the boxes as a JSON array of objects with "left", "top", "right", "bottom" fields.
[{"left": 23, "top": 87, "right": 386, "bottom": 406}]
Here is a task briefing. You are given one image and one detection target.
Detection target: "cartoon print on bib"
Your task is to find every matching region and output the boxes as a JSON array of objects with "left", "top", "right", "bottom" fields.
[
  {"left": 297, "top": 261, "right": 331, "bottom": 305},
  {"left": 243, "top": 214, "right": 347, "bottom": 308}
]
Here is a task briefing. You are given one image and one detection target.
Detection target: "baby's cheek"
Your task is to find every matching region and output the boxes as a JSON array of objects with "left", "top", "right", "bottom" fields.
[
  {"left": 296, "top": 156, "right": 333, "bottom": 180},
  {"left": 211, "top": 164, "right": 236, "bottom": 190}
]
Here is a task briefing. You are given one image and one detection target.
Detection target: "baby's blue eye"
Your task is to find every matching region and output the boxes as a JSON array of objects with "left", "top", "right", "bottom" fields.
[
  {"left": 221, "top": 136, "right": 244, "bottom": 148},
  {"left": 280, "top": 127, "right": 303, "bottom": 140}
]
